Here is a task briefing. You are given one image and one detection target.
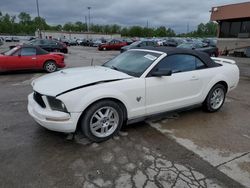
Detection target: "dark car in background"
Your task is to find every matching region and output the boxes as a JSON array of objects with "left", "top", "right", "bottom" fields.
[
  {"left": 12, "top": 37, "right": 20, "bottom": 42},
  {"left": 79, "top": 39, "right": 93, "bottom": 46},
  {"left": 59, "top": 38, "right": 77, "bottom": 46},
  {"left": 5, "top": 37, "right": 12, "bottom": 42},
  {"left": 69, "top": 39, "right": 78, "bottom": 46},
  {"left": 177, "top": 42, "right": 219, "bottom": 57},
  {"left": 120, "top": 40, "right": 158, "bottom": 53},
  {"left": 163, "top": 38, "right": 178, "bottom": 47},
  {"left": 4, "top": 37, "right": 20, "bottom": 42},
  {"left": 28, "top": 39, "right": 68, "bottom": 53},
  {"left": 92, "top": 39, "right": 107, "bottom": 47},
  {"left": 98, "top": 39, "right": 127, "bottom": 50}
]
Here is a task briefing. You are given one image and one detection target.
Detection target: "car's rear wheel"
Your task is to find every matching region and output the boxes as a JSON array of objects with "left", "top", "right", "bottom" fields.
[
  {"left": 44, "top": 61, "right": 57, "bottom": 73},
  {"left": 203, "top": 84, "right": 226, "bottom": 112},
  {"left": 80, "top": 100, "right": 124, "bottom": 142}
]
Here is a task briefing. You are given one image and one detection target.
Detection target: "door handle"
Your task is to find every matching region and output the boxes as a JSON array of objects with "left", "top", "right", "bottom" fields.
[{"left": 31, "top": 57, "right": 36, "bottom": 60}]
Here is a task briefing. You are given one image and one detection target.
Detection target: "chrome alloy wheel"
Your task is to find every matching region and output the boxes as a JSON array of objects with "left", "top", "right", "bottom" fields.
[
  {"left": 210, "top": 88, "right": 225, "bottom": 110},
  {"left": 45, "top": 62, "right": 57, "bottom": 72},
  {"left": 90, "top": 107, "right": 119, "bottom": 138}
]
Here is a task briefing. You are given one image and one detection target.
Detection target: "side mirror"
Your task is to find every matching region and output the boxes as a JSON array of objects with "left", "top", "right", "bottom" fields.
[{"left": 151, "top": 69, "right": 172, "bottom": 77}]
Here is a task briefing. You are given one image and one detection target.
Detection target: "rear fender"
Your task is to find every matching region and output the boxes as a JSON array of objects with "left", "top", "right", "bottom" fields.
[{"left": 201, "top": 74, "right": 228, "bottom": 101}]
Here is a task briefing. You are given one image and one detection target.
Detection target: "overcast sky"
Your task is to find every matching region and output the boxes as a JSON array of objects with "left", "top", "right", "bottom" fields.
[{"left": 0, "top": 0, "right": 247, "bottom": 33}]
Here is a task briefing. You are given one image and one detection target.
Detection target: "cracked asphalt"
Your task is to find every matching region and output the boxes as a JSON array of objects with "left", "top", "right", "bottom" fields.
[{"left": 0, "top": 43, "right": 249, "bottom": 187}]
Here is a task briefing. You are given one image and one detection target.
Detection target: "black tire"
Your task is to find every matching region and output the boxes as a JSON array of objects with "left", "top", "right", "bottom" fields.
[
  {"left": 80, "top": 100, "right": 124, "bottom": 142},
  {"left": 44, "top": 61, "right": 57, "bottom": 73},
  {"left": 203, "top": 84, "right": 226, "bottom": 112}
]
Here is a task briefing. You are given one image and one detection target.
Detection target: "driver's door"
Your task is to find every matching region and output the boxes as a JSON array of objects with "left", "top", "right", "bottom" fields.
[
  {"left": 145, "top": 54, "right": 203, "bottom": 115},
  {"left": 11, "top": 47, "right": 37, "bottom": 70},
  {"left": 109, "top": 40, "right": 116, "bottom": 50}
]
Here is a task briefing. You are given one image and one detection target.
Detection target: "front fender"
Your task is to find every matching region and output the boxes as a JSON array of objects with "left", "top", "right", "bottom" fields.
[
  {"left": 58, "top": 87, "right": 131, "bottom": 115},
  {"left": 58, "top": 78, "right": 146, "bottom": 119}
]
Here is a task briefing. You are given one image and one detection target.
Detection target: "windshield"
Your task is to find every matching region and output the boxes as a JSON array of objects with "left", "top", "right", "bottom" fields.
[
  {"left": 103, "top": 50, "right": 161, "bottom": 77},
  {"left": 4, "top": 46, "right": 19, "bottom": 56}
]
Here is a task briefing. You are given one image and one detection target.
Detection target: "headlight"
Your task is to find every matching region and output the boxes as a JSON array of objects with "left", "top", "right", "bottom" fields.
[{"left": 47, "top": 96, "right": 68, "bottom": 112}]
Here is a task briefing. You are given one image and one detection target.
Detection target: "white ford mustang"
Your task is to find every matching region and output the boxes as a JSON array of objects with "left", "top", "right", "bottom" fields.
[{"left": 28, "top": 47, "right": 239, "bottom": 142}]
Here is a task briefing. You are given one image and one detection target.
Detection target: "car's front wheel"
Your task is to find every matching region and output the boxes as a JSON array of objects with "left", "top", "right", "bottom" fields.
[
  {"left": 80, "top": 100, "right": 124, "bottom": 142},
  {"left": 203, "top": 84, "right": 226, "bottom": 112}
]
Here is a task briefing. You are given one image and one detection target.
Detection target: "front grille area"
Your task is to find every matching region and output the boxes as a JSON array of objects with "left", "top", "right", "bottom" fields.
[{"left": 33, "top": 91, "right": 46, "bottom": 108}]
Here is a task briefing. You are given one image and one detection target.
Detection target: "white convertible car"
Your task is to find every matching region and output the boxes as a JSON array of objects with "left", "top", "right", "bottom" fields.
[{"left": 28, "top": 47, "right": 239, "bottom": 142}]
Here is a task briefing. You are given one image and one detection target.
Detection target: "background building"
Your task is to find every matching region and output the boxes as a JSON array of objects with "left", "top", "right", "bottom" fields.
[
  {"left": 35, "top": 30, "right": 121, "bottom": 40},
  {"left": 210, "top": 2, "right": 250, "bottom": 56}
]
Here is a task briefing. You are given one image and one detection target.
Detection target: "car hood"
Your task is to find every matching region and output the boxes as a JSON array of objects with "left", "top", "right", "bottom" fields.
[{"left": 32, "top": 66, "right": 132, "bottom": 96}]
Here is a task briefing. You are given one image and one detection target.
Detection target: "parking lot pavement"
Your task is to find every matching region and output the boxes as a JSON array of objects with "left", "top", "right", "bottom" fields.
[{"left": 0, "top": 45, "right": 249, "bottom": 187}]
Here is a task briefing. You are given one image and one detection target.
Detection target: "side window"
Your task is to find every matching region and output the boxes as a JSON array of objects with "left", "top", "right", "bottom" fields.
[
  {"left": 140, "top": 42, "right": 146, "bottom": 46},
  {"left": 147, "top": 41, "right": 155, "bottom": 46},
  {"left": 196, "top": 58, "right": 207, "bottom": 69},
  {"left": 20, "top": 48, "right": 36, "bottom": 56},
  {"left": 156, "top": 54, "right": 196, "bottom": 73},
  {"left": 44, "top": 40, "right": 55, "bottom": 45},
  {"left": 50, "top": 40, "right": 57, "bottom": 45},
  {"left": 12, "top": 49, "right": 21, "bottom": 56}
]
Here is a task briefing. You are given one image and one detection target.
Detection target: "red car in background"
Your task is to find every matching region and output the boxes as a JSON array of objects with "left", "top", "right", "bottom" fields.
[
  {"left": 98, "top": 39, "right": 127, "bottom": 50},
  {"left": 0, "top": 45, "right": 65, "bottom": 73}
]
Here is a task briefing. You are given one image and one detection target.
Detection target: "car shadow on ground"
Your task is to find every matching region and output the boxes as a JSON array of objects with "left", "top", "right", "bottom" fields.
[{"left": 0, "top": 69, "right": 46, "bottom": 75}]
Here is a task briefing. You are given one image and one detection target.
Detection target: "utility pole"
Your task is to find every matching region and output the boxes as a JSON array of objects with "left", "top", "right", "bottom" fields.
[
  {"left": 187, "top": 23, "right": 190, "bottom": 33},
  {"left": 87, "top": 7, "right": 91, "bottom": 32},
  {"left": 36, "top": 0, "right": 42, "bottom": 38},
  {"left": 146, "top": 20, "right": 149, "bottom": 37},
  {"left": 85, "top": 16, "right": 88, "bottom": 32}
]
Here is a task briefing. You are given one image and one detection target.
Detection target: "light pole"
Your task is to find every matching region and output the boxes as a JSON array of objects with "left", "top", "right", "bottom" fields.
[
  {"left": 36, "top": 0, "right": 42, "bottom": 38},
  {"left": 87, "top": 6, "right": 91, "bottom": 32}
]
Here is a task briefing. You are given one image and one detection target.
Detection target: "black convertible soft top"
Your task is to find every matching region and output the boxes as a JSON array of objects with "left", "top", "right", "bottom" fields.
[{"left": 133, "top": 46, "right": 219, "bottom": 68}]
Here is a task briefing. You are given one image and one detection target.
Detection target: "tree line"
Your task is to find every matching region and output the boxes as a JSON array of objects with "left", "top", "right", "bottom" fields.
[{"left": 0, "top": 11, "right": 217, "bottom": 37}]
